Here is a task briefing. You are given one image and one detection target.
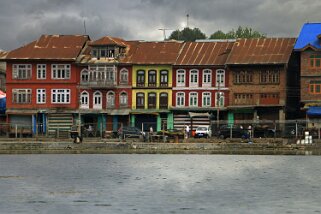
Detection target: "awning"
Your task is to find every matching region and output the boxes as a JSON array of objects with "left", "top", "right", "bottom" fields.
[
  {"left": 189, "top": 112, "right": 210, "bottom": 118},
  {"left": 307, "top": 107, "right": 321, "bottom": 116},
  {"left": 109, "top": 109, "right": 130, "bottom": 115}
]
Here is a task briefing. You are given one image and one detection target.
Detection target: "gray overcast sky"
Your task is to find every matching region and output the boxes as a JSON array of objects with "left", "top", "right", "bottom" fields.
[{"left": 0, "top": 0, "right": 320, "bottom": 51}]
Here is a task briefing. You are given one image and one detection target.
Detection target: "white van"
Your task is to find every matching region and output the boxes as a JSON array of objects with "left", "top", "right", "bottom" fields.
[{"left": 194, "top": 125, "right": 212, "bottom": 138}]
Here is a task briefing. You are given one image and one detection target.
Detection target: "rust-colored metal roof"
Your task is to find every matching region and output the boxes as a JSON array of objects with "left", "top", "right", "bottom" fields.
[
  {"left": 226, "top": 38, "right": 296, "bottom": 65},
  {"left": 175, "top": 41, "right": 234, "bottom": 65},
  {"left": 131, "top": 41, "right": 183, "bottom": 64},
  {"left": 90, "top": 36, "right": 127, "bottom": 47},
  {"left": 6, "top": 35, "right": 89, "bottom": 60}
]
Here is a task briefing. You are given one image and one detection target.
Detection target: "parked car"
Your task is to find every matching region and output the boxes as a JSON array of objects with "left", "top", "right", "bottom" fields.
[
  {"left": 194, "top": 125, "right": 212, "bottom": 138},
  {"left": 217, "top": 126, "right": 249, "bottom": 139},
  {"left": 118, "top": 126, "right": 145, "bottom": 140}
]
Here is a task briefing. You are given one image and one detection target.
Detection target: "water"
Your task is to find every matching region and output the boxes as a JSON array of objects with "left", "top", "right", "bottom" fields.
[{"left": 0, "top": 154, "right": 321, "bottom": 214}]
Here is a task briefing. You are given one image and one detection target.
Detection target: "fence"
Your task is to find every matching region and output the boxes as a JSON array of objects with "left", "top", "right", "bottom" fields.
[
  {"left": 211, "top": 119, "right": 317, "bottom": 139},
  {"left": 1, "top": 119, "right": 321, "bottom": 140}
]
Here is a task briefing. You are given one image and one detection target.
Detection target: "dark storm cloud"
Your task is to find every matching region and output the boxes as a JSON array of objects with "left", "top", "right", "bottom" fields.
[{"left": 0, "top": 0, "right": 320, "bottom": 51}]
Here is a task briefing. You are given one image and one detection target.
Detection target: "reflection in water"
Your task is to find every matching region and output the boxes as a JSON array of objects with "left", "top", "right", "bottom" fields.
[{"left": 0, "top": 154, "right": 320, "bottom": 214}]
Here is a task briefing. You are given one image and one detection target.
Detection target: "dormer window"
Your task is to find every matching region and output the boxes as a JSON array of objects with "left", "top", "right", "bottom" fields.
[{"left": 100, "top": 49, "right": 106, "bottom": 57}]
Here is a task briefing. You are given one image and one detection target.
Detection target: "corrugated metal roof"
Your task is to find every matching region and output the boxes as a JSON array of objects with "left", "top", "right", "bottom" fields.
[
  {"left": 175, "top": 41, "right": 234, "bottom": 65},
  {"left": 131, "top": 41, "right": 183, "bottom": 64},
  {"left": 226, "top": 38, "right": 296, "bottom": 65},
  {"left": 90, "top": 36, "right": 127, "bottom": 47},
  {"left": 294, "top": 23, "right": 321, "bottom": 50},
  {"left": 6, "top": 35, "right": 89, "bottom": 60}
]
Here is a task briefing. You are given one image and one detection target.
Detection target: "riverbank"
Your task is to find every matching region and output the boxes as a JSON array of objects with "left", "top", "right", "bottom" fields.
[{"left": 0, "top": 137, "right": 321, "bottom": 155}]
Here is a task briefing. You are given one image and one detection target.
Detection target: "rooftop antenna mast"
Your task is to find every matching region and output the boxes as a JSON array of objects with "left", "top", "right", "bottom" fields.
[
  {"left": 158, "top": 28, "right": 172, "bottom": 40},
  {"left": 83, "top": 20, "right": 87, "bottom": 35}
]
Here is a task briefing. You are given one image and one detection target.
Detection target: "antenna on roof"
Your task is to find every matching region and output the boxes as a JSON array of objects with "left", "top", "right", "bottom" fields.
[
  {"left": 158, "top": 28, "right": 172, "bottom": 41},
  {"left": 83, "top": 20, "right": 87, "bottom": 35}
]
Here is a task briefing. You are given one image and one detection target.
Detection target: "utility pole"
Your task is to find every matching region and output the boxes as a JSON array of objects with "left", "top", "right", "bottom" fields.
[
  {"left": 216, "top": 78, "right": 221, "bottom": 128},
  {"left": 158, "top": 28, "right": 172, "bottom": 40}
]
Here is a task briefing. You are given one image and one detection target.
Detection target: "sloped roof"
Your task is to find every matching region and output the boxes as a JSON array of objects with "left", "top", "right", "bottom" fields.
[
  {"left": 175, "top": 41, "right": 234, "bottom": 65},
  {"left": 131, "top": 41, "right": 183, "bottom": 64},
  {"left": 90, "top": 36, "right": 127, "bottom": 47},
  {"left": 226, "top": 38, "right": 296, "bottom": 65},
  {"left": 6, "top": 35, "right": 89, "bottom": 60},
  {"left": 294, "top": 23, "right": 321, "bottom": 51}
]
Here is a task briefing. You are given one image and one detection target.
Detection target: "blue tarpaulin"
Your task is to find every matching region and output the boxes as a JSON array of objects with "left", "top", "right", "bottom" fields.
[
  {"left": 0, "top": 97, "right": 5, "bottom": 114},
  {"left": 307, "top": 106, "right": 321, "bottom": 116}
]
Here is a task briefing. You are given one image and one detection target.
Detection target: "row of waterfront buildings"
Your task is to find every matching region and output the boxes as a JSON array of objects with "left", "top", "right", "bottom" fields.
[{"left": 0, "top": 23, "right": 321, "bottom": 136}]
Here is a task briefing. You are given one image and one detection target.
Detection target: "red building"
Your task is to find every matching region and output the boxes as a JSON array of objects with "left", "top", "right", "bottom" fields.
[
  {"left": 5, "top": 35, "right": 89, "bottom": 136},
  {"left": 172, "top": 41, "right": 234, "bottom": 130}
]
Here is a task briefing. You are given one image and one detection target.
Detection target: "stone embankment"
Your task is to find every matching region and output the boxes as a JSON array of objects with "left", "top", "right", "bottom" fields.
[{"left": 0, "top": 137, "right": 321, "bottom": 155}]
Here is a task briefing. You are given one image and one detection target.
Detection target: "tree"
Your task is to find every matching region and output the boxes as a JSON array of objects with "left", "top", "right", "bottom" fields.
[
  {"left": 209, "top": 26, "right": 265, "bottom": 39},
  {"left": 169, "top": 27, "right": 206, "bottom": 41}
]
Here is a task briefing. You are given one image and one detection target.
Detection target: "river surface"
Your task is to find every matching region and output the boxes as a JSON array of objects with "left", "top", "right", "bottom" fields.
[{"left": 0, "top": 154, "right": 321, "bottom": 214}]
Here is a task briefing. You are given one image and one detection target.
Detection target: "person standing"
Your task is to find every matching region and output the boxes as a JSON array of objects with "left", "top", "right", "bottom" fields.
[
  {"left": 185, "top": 125, "right": 190, "bottom": 138},
  {"left": 149, "top": 126, "right": 154, "bottom": 142}
]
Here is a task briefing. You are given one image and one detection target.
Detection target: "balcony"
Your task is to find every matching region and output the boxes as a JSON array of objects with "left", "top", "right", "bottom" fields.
[
  {"left": 83, "top": 79, "right": 117, "bottom": 89},
  {"left": 81, "top": 67, "right": 117, "bottom": 89}
]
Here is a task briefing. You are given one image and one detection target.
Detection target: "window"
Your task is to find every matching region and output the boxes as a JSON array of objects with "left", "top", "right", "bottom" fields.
[
  {"left": 12, "top": 89, "right": 31, "bottom": 104},
  {"left": 260, "top": 93, "right": 279, "bottom": 104},
  {"left": 136, "top": 93, "right": 145, "bottom": 109},
  {"left": 234, "top": 71, "right": 253, "bottom": 84},
  {"left": 260, "top": 70, "right": 280, "bottom": 84},
  {"left": 148, "top": 92, "right": 157, "bottom": 109},
  {"left": 120, "top": 92, "right": 128, "bottom": 107},
  {"left": 37, "top": 89, "right": 46, "bottom": 104},
  {"left": 309, "top": 55, "right": 321, "bottom": 68},
  {"left": 160, "top": 70, "right": 168, "bottom": 87},
  {"left": 177, "top": 70, "right": 186, "bottom": 87},
  {"left": 216, "top": 69, "right": 225, "bottom": 87},
  {"left": 189, "top": 92, "right": 198, "bottom": 107},
  {"left": 81, "top": 69, "right": 89, "bottom": 82},
  {"left": 309, "top": 81, "right": 321, "bottom": 94},
  {"left": 137, "top": 70, "right": 145, "bottom": 87},
  {"left": 52, "top": 64, "right": 71, "bottom": 79},
  {"left": 215, "top": 92, "right": 224, "bottom": 107},
  {"left": 234, "top": 93, "right": 253, "bottom": 105},
  {"left": 202, "top": 92, "right": 211, "bottom": 107},
  {"left": 12, "top": 64, "right": 32, "bottom": 79},
  {"left": 80, "top": 91, "right": 89, "bottom": 109},
  {"left": 176, "top": 92, "right": 185, "bottom": 107},
  {"left": 160, "top": 92, "right": 168, "bottom": 109},
  {"left": 203, "top": 69, "right": 212, "bottom": 86},
  {"left": 88, "top": 65, "right": 115, "bottom": 83},
  {"left": 100, "top": 49, "right": 106, "bottom": 57},
  {"left": 120, "top": 69, "right": 128, "bottom": 84},
  {"left": 107, "top": 91, "right": 115, "bottom": 108},
  {"left": 93, "top": 91, "right": 102, "bottom": 109},
  {"left": 148, "top": 70, "right": 157, "bottom": 87},
  {"left": 51, "top": 89, "right": 70, "bottom": 104},
  {"left": 190, "top": 70, "right": 199, "bottom": 87},
  {"left": 37, "top": 64, "right": 46, "bottom": 79}
]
